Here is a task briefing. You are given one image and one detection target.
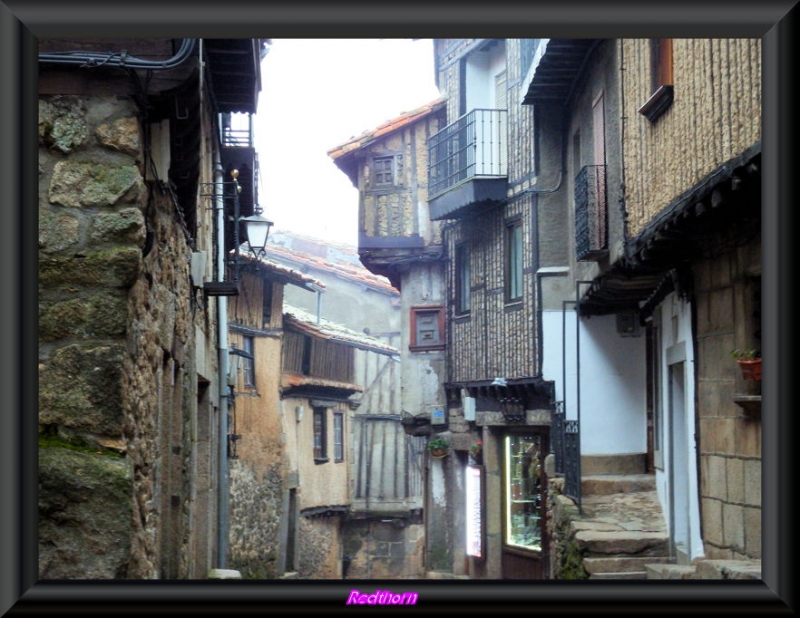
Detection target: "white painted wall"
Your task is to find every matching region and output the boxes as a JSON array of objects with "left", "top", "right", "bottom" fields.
[
  {"left": 465, "top": 41, "right": 506, "bottom": 111},
  {"left": 541, "top": 309, "right": 647, "bottom": 456}
]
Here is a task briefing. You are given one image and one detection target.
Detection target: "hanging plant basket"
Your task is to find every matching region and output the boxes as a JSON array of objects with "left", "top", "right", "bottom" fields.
[
  {"left": 737, "top": 358, "right": 762, "bottom": 381},
  {"left": 428, "top": 437, "right": 450, "bottom": 459}
]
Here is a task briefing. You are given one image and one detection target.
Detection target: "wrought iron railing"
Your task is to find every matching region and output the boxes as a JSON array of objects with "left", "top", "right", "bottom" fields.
[
  {"left": 574, "top": 164, "right": 608, "bottom": 261},
  {"left": 427, "top": 108, "right": 507, "bottom": 199},
  {"left": 563, "top": 419, "right": 581, "bottom": 510},
  {"left": 222, "top": 127, "right": 252, "bottom": 148},
  {"left": 552, "top": 400, "right": 565, "bottom": 474},
  {"left": 551, "top": 400, "right": 581, "bottom": 511}
]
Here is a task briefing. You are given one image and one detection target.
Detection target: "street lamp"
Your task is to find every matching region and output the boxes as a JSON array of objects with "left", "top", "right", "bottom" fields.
[{"left": 242, "top": 204, "right": 273, "bottom": 259}]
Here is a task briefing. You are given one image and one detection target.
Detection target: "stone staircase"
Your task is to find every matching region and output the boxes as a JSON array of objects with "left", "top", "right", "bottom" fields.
[{"left": 570, "top": 474, "right": 672, "bottom": 580}]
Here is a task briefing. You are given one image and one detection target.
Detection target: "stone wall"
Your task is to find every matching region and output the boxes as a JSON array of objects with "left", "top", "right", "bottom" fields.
[
  {"left": 342, "top": 519, "right": 425, "bottom": 579},
  {"left": 39, "top": 94, "right": 146, "bottom": 578},
  {"left": 694, "top": 225, "right": 761, "bottom": 560},
  {"left": 227, "top": 461, "right": 283, "bottom": 579},
  {"left": 297, "top": 515, "right": 342, "bottom": 579},
  {"left": 38, "top": 93, "right": 217, "bottom": 578}
]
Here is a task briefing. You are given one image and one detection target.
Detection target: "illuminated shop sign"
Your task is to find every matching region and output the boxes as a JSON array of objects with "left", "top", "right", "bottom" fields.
[{"left": 466, "top": 464, "right": 484, "bottom": 558}]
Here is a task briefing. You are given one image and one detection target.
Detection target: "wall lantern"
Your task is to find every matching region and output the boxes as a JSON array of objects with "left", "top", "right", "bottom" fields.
[
  {"left": 499, "top": 396, "right": 526, "bottom": 423},
  {"left": 242, "top": 204, "right": 274, "bottom": 259}
]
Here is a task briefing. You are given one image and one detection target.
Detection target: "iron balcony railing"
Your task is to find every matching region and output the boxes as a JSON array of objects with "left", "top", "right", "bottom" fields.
[
  {"left": 428, "top": 108, "right": 508, "bottom": 199},
  {"left": 222, "top": 127, "right": 253, "bottom": 148},
  {"left": 574, "top": 164, "right": 608, "bottom": 261}
]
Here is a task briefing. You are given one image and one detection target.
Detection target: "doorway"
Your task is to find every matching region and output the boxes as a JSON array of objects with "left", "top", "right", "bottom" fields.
[{"left": 668, "top": 355, "right": 690, "bottom": 564}]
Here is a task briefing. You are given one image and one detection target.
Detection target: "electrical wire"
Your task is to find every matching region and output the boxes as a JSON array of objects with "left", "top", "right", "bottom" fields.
[{"left": 38, "top": 39, "right": 197, "bottom": 70}]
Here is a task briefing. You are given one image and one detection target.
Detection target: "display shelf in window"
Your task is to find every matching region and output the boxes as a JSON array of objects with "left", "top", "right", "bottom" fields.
[{"left": 504, "top": 434, "right": 544, "bottom": 552}]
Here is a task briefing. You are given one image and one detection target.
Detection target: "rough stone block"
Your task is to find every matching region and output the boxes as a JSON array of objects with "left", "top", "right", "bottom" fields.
[
  {"left": 39, "top": 208, "right": 81, "bottom": 255},
  {"left": 722, "top": 503, "right": 744, "bottom": 550},
  {"left": 39, "top": 292, "right": 128, "bottom": 341},
  {"left": 39, "top": 247, "right": 142, "bottom": 289},
  {"left": 39, "top": 96, "right": 89, "bottom": 154},
  {"left": 38, "top": 446, "right": 131, "bottom": 578},
  {"left": 49, "top": 161, "right": 145, "bottom": 209},
  {"left": 96, "top": 117, "right": 141, "bottom": 157},
  {"left": 38, "top": 343, "right": 125, "bottom": 436}
]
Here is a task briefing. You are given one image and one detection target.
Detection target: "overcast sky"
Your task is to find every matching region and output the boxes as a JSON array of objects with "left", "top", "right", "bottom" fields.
[{"left": 253, "top": 38, "right": 441, "bottom": 248}]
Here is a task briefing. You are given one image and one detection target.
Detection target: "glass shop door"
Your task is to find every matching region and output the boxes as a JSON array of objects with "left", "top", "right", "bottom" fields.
[{"left": 501, "top": 430, "right": 548, "bottom": 579}]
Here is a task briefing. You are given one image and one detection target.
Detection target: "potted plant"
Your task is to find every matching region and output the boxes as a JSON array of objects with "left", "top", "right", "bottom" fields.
[
  {"left": 469, "top": 439, "right": 483, "bottom": 465},
  {"left": 730, "top": 349, "right": 761, "bottom": 381},
  {"left": 428, "top": 436, "right": 450, "bottom": 458}
]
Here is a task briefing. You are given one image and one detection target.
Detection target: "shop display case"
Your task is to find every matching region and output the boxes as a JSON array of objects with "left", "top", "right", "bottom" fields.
[{"left": 504, "top": 434, "right": 544, "bottom": 552}]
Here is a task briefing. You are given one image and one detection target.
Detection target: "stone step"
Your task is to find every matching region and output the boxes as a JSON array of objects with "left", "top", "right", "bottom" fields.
[
  {"left": 575, "top": 529, "right": 669, "bottom": 556},
  {"left": 582, "top": 474, "right": 656, "bottom": 495},
  {"left": 590, "top": 571, "right": 648, "bottom": 580},
  {"left": 584, "top": 556, "right": 672, "bottom": 574},
  {"left": 694, "top": 559, "right": 761, "bottom": 580},
  {"left": 646, "top": 564, "right": 697, "bottom": 580}
]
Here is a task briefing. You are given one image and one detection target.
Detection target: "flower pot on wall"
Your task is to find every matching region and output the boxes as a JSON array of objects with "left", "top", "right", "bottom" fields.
[
  {"left": 430, "top": 448, "right": 449, "bottom": 458},
  {"left": 738, "top": 358, "right": 762, "bottom": 381}
]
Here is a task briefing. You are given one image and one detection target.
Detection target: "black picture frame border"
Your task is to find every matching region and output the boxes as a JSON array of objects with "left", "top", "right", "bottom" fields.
[{"left": 2, "top": 1, "right": 795, "bottom": 614}]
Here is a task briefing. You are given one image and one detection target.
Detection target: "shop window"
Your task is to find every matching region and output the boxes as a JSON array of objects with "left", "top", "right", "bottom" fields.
[
  {"left": 410, "top": 306, "right": 445, "bottom": 351},
  {"left": 504, "top": 433, "right": 546, "bottom": 552}
]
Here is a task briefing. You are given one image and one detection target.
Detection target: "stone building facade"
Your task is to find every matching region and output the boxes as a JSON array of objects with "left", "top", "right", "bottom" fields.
[
  {"left": 37, "top": 38, "right": 264, "bottom": 579},
  {"left": 261, "top": 233, "right": 427, "bottom": 579},
  {"left": 526, "top": 37, "right": 762, "bottom": 576},
  {"left": 329, "top": 101, "right": 450, "bottom": 575}
]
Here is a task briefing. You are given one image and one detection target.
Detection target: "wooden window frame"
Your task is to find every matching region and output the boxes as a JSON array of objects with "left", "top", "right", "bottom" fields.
[
  {"left": 241, "top": 335, "right": 256, "bottom": 389},
  {"left": 638, "top": 38, "right": 674, "bottom": 122},
  {"left": 370, "top": 153, "right": 404, "bottom": 189},
  {"left": 505, "top": 217, "right": 523, "bottom": 304},
  {"left": 313, "top": 407, "right": 328, "bottom": 464},
  {"left": 455, "top": 242, "right": 471, "bottom": 316},
  {"left": 410, "top": 306, "right": 446, "bottom": 351},
  {"left": 333, "top": 412, "right": 344, "bottom": 463}
]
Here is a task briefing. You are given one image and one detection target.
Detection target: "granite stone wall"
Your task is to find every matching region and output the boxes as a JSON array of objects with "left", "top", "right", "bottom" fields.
[{"left": 38, "top": 93, "right": 210, "bottom": 579}]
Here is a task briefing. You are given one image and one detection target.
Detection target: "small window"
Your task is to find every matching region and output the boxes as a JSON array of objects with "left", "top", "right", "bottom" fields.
[
  {"left": 371, "top": 154, "right": 403, "bottom": 188},
  {"left": 638, "top": 39, "right": 674, "bottom": 122},
  {"left": 313, "top": 407, "right": 328, "bottom": 463},
  {"left": 455, "top": 243, "right": 471, "bottom": 315},
  {"left": 333, "top": 412, "right": 344, "bottom": 462},
  {"left": 410, "top": 306, "right": 445, "bottom": 351},
  {"left": 505, "top": 218, "right": 523, "bottom": 303},
  {"left": 262, "top": 280, "right": 274, "bottom": 328},
  {"left": 241, "top": 336, "right": 256, "bottom": 388}
]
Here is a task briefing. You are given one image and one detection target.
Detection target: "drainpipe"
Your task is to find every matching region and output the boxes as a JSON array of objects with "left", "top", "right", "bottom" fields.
[{"left": 214, "top": 150, "right": 230, "bottom": 569}]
